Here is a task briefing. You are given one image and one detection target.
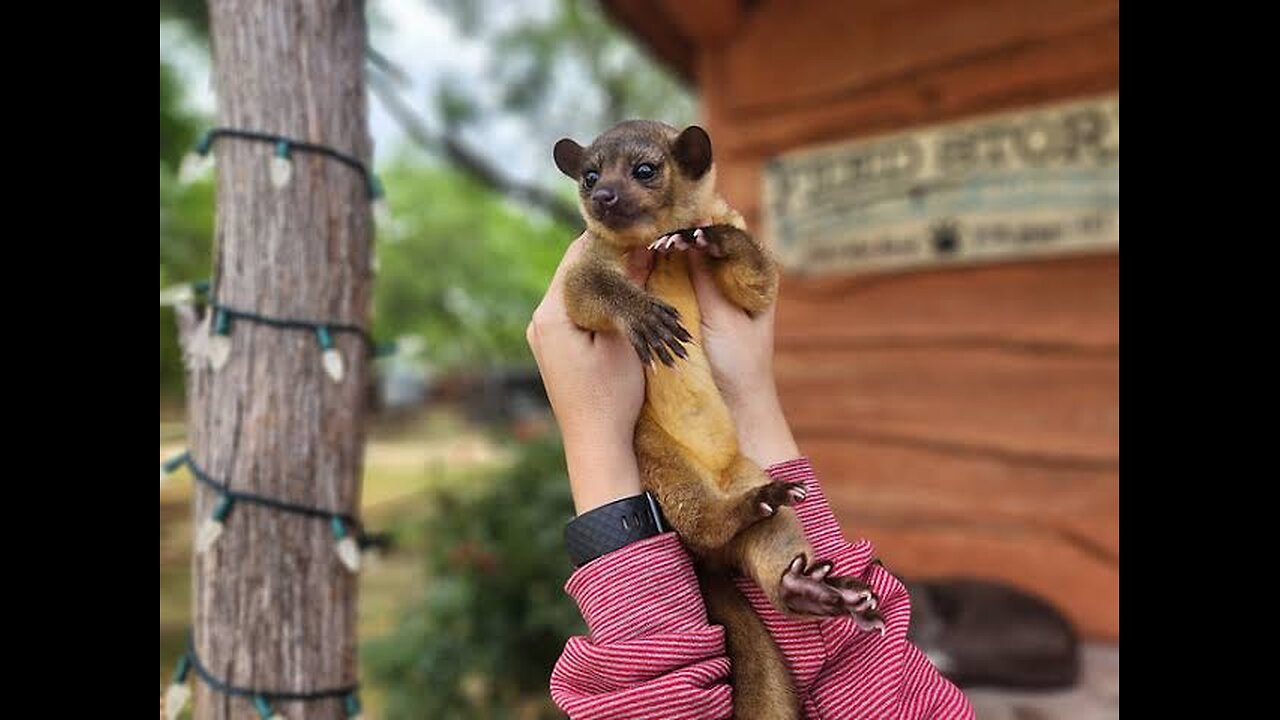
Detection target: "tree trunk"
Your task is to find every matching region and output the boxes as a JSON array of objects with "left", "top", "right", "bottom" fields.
[{"left": 189, "top": 2, "right": 372, "bottom": 718}]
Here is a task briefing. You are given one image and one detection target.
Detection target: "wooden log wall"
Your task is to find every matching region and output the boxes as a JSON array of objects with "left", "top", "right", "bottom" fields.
[{"left": 669, "top": 0, "right": 1119, "bottom": 640}]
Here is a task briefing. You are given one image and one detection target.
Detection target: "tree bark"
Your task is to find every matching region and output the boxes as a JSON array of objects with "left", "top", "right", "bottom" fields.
[{"left": 189, "top": 2, "right": 371, "bottom": 718}]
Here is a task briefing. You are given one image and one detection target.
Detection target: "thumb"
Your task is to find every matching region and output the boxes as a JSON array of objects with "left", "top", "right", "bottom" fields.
[
  {"left": 688, "top": 251, "right": 738, "bottom": 322},
  {"left": 623, "top": 247, "right": 656, "bottom": 286}
]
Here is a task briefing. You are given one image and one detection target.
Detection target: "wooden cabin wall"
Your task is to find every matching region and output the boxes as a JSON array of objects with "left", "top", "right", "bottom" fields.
[{"left": 689, "top": 0, "right": 1120, "bottom": 640}]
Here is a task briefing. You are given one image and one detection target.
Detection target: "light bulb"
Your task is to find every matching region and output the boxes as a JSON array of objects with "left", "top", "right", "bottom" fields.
[
  {"left": 331, "top": 517, "right": 361, "bottom": 573},
  {"left": 270, "top": 140, "right": 293, "bottom": 189},
  {"left": 196, "top": 495, "right": 233, "bottom": 554},
  {"left": 208, "top": 309, "right": 232, "bottom": 371},
  {"left": 316, "top": 327, "right": 345, "bottom": 383}
]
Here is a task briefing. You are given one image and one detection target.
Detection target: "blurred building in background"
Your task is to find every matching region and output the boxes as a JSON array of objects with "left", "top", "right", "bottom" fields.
[{"left": 602, "top": 0, "right": 1119, "bottom": 642}]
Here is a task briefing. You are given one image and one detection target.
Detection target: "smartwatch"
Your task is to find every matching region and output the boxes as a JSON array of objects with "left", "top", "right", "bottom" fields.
[{"left": 564, "top": 492, "right": 669, "bottom": 568}]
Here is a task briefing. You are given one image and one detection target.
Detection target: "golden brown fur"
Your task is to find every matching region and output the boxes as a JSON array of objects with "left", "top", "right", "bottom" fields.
[{"left": 554, "top": 121, "right": 882, "bottom": 720}]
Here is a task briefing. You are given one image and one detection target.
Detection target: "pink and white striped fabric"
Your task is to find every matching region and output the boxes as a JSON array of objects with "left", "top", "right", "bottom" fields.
[{"left": 550, "top": 458, "right": 975, "bottom": 719}]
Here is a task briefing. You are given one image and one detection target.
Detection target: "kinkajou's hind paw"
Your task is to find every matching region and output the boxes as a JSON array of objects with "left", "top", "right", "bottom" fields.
[
  {"left": 827, "top": 575, "right": 878, "bottom": 612},
  {"left": 624, "top": 297, "right": 692, "bottom": 367},
  {"left": 779, "top": 555, "right": 887, "bottom": 633},
  {"left": 827, "top": 576, "right": 887, "bottom": 635},
  {"left": 851, "top": 607, "right": 887, "bottom": 635},
  {"left": 779, "top": 554, "right": 845, "bottom": 616},
  {"left": 754, "top": 481, "right": 807, "bottom": 517}
]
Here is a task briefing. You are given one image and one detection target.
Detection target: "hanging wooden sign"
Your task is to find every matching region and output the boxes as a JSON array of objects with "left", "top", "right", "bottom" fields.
[{"left": 762, "top": 93, "right": 1119, "bottom": 275}]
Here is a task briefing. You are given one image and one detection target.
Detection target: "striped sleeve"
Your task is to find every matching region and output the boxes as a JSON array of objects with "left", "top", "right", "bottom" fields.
[
  {"left": 765, "top": 457, "right": 851, "bottom": 560},
  {"left": 764, "top": 458, "right": 975, "bottom": 719},
  {"left": 549, "top": 532, "right": 734, "bottom": 720}
]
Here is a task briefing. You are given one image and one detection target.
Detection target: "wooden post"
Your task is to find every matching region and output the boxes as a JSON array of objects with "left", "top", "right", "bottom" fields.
[{"left": 182, "top": 2, "right": 373, "bottom": 717}]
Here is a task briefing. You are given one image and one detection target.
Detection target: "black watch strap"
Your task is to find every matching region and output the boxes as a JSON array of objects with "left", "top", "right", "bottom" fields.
[{"left": 565, "top": 492, "right": 668, "bottom": 568}]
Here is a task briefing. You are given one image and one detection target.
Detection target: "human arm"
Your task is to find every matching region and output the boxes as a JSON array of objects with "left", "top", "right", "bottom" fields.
[
  {"left": 525, "top": 235, "right": 652, "bottom": 514},
  {"left": 529, "top": 237, "right": 735, "bottom": 719}
]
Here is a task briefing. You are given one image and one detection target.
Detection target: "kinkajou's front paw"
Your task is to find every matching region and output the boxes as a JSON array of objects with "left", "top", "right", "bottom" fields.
[
  {"left": 623, "top": 296, "right": 692, "bottom": 367},
  {"left": 649, "top": 226, "right": 731, "bottom": 258}
]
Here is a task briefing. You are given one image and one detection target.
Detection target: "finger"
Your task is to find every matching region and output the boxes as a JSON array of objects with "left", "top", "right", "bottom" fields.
[
  {"left": 623, "top": 246, "right": 656, "bottom": 286},
  {"left": 687, "top": 248, "right": 741, "bottom": 320}
]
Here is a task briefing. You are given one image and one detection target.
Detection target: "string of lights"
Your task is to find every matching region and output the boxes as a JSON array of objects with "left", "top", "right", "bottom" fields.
[
  {"left": 162, "top": 451, "right": 372, "bottom": 574},
  {"left": 160, "top": 280, "right": 395, "bottom": 382},
  {"left": 177, "top": 127, "right": 387, "bottom": 221},
  {"left": 165, "top": 631, "right": 363, "bottom": 720}
]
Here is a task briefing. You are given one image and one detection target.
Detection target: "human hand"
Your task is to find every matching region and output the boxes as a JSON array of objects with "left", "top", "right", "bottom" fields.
[
  {"left": 527, "top": 235, "right": 656, "bottom": 514},
  {"left": 687, "top": 251, "right": 799, "bottom": 468}
]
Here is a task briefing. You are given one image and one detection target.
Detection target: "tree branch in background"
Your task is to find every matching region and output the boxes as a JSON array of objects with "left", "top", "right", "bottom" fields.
[
  {"left": 365, "top": 46, "right": 413, "bottom": 87},
  {"left": 367, "top": 63, "right": 582, "bottom": 229}
]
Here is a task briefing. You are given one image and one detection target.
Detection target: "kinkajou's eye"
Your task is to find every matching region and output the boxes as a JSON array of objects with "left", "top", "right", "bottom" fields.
[
  {"left": 583, "top": 171, "right": 600, "bottom": 189},
  {"left": 633, "top": 163, "right": 657, "bottom": 180}
]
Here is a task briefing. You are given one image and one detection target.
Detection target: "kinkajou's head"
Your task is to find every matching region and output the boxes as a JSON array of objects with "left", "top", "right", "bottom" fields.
[{"left": 553, "top": 120, "right": 717, "bottom": 244}]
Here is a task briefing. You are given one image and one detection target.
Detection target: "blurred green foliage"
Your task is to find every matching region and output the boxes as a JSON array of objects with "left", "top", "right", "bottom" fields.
[
  {"left": 159, "top": 0, "right": 209, "bottom": 39},
  {"left": 374, "top": 156, "right": 571, "bottom": 369},
  {"left": 160, "top": 60, "right": 202, "bottom": 168},
  {"left": 160, "top": 56, "right": 213, "bottom": 402},
  {"left": 158, "top": 149, "right": 574, "bottom": 399},
  {"left": 364, "top": 433, "right": 584, "bottom": 719}
]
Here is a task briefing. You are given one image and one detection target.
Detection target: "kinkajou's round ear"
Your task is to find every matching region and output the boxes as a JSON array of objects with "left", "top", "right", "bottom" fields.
[
  {"left": 673, "top": 126, "right": 713, "bottom": 179},
  {"left": 554, "top": 138, "right": 585, "bottom": 179}
]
